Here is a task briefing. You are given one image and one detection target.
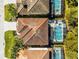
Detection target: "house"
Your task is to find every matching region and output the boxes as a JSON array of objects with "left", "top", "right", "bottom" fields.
[
  {"left": 51, "top": 0, "right": 65, "bottom": 17},
  {"left": 16, "top": 48, "right": 52, "bottom": 59},
  {"left": 16, "top": 0, "right": 49, "bottom": 16},
  {"left": 48, "top": 20, "right": 66, "bottom": 43},
  {"left": 16, "top": 18, "right": 49, "bottom": 46}
]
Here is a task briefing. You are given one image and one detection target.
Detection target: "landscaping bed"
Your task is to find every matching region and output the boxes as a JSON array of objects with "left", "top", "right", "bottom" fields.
[{"left": 5, "top": 31, "right": 16, "bottom": 58}]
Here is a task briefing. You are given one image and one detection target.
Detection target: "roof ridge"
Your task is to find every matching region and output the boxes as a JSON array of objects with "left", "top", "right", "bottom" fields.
[
  {"left": 42, "top": 50, "right": 49, "bottom": 59},
  {"left": 26, "top": 19, "right": 48, "bottom": 43},
  {"left": 17, "top": 4, "right": 23, "bottom": 13},
  {"left": 18, "top": 25, "right": 28, "bottom": 33},
  {"left": 20, "top": 27, "right": 32, "bottom": 38},
  {"left": 27, "top": 0, "right": 39, "bottom": 12},
  {"left": 23, "top": 29, "right": 36, "bottom": 45},
  {"left": 36, "top": 19, "right": 48, "bottom": 30}
]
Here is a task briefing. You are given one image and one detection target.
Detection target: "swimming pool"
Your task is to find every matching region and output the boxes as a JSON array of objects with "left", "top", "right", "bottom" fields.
[
  {"left": 49, "top": 20, "right": 66, "bottom": 43},
  {"left": 53, "top": 24, "right": 63, "bottom": 42},
  {"left": 53, "top": 47, "right": 64, "bottom": 59},
  {"left": 54, "top": 0, "right": 61, "bottom": 15}
]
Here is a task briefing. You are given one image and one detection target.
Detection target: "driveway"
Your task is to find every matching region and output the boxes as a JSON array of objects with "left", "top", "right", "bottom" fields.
[{"left": 4, "top": 22, "right": 16, "bottom": 32}]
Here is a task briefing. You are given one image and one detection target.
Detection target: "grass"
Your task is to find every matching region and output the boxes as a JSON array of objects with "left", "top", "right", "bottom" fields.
[
  {"left": 64, "top": 31, "right": 78, "bottom": 59},
  {"left": 5, "top": 31, "right": 16, "bottom": 59},
  {"left": 5, "top": 4, "right": 16, "bottom": 22},
  {"left": 64, "top": 0, "right": 78, "bottom": 59}
]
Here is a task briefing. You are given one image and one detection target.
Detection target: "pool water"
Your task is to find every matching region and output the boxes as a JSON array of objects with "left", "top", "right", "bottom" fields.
[
  {"left": 50, "top": 22, "right": 63, "bottom": 43},
  {"left": 54, "top": 0, "right": 61, "bottom": 15},
  {"left": 53, "top": 48, "right": 62, "bottom": 59},
  {"left": 54, "top": 25, "right": 63, "bottom": 42}
]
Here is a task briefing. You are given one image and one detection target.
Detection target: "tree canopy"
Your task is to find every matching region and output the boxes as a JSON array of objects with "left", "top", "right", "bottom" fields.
[{"left": 64, "top": 0, "right": 78, "bottom": 59}]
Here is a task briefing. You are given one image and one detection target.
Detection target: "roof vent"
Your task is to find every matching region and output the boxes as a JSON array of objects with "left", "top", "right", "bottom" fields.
[
  {"left": 22, "top": 0, "right": 27, "bottom": 8},
  {"left": 23, "top": 4, "right": 27, "bottom": 8}
]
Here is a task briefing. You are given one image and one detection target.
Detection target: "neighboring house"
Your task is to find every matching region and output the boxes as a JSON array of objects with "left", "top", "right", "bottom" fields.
[
  {"left": 51, "top": 0, "right": 65, "bottom": 17},
  {"left": 16, "top": 0, "right": 49, "bottom": 16},
  {"left": 16, "top": 18, "right": 48, "bottom": 46},
  {"left": 16, "top": 48, "right": 52, "bottom": 59},
  {"left": 49, "top": 20, "right": 66, "bottom": 43}
]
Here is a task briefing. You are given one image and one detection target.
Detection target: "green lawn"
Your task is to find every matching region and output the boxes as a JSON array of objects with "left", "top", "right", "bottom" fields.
[
  {"left": 5, "top": 31, "right": 16, "bottom": 58},
  {"left": 5, "top": 4, "right": 16, "bottom": 22}
]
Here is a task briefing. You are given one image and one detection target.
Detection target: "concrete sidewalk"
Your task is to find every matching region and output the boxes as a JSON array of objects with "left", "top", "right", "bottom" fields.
[
  {"left": 0, "top": 0, "right": 16, "bottom": 59},
  {"left": 4, "top": 22, "right": 16, "bottom": 32}
]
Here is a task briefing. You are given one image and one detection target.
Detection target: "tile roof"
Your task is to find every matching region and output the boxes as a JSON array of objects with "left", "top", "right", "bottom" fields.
[
  {"left": 16, "top": 18, "right": 48, "bottom": 46},
  {"left": 16, "top": 48, "right": 52, "bottom": 59},
  {"left": 16, "top": 0, "right": 49, "bottom": 15}
]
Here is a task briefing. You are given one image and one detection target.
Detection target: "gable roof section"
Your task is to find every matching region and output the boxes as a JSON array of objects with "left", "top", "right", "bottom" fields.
[
  {"left": 16, "top": 18, "right": 48, "bottom": 46},
  {"left": 27, "top": 0, "right": 49, "bottom": 14},
  {"left": 16, "top": 48, "right": 50, "bottom": 59},
  {"left": 17, "top": 0, "right": 49, "bottom": 15}
]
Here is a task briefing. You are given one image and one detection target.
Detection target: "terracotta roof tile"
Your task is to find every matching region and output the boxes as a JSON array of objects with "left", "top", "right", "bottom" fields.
[
  {"left": 17, "top": 18, "right": 48, "bottom": 46},
  {"left": 16, "top": 0, "right": 49, "bottom": 15},
  {"left": 16, "top": 48, "right": 51, "bottom": 59}
]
